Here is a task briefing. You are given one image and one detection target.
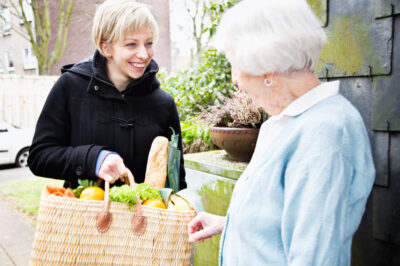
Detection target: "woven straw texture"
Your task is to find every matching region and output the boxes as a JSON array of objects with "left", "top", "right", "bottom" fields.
[{"left": 30, "top": 193, "right": 196, "bottom": 265}]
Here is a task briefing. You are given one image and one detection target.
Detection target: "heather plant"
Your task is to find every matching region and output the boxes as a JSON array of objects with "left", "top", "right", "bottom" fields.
[{"left": 199, "top": 89, "right": 268, "bottom": 128}]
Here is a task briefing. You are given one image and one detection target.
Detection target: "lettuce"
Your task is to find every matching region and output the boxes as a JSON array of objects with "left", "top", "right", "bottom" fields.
[
  {"left": 109, "top": 183, "right": 162, "bottom": 207},
  {"left": 110, "top": 185, "right": 138, "bottom": 207},
  {"left": 135, "top": 183, "right": 162, "bottom": 202}
]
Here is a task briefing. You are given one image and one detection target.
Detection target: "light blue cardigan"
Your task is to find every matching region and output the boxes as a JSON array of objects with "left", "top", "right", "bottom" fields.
[{"left": 219, "top": 92, "right": 375, "bottom": 265}]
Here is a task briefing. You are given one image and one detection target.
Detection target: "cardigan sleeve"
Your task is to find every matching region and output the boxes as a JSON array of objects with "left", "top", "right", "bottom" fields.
[{"left": 281, "top": 150, "right": 355, "bottom": 266}]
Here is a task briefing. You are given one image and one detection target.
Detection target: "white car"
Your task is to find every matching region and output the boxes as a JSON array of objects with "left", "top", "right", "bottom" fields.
[{"left": 0, "top": 121, "right": 34, "bottom": 167}]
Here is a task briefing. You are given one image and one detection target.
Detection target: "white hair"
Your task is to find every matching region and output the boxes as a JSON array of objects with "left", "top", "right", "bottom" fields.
[{"left": 213, "top": 0, "right": 327, "bottom": 75}]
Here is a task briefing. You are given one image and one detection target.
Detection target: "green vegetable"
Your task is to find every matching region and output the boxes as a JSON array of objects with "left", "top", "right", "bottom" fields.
[
  {"left": 110, "top": 185, "right": 138, "bottom": 207},
  {"left": 134, "top": 183, "right": 162, "bottom": 202},
  {"left": 109, "top": 183, "right": 162, "bottom": 207},
  {"left": 72, "top": 179, "right": 101, "bottom": 198},
  {"left": 167, "top": 127, "right": 181, "bottom": 193}
]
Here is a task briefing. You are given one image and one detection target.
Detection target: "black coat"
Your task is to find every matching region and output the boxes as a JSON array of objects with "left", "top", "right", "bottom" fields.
[{"left": 28, "top": 51, "right": 186, "bottom": 189}]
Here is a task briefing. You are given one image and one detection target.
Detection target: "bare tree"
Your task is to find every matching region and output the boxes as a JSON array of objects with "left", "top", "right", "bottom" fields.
[
  {"left": 172, "top": 0, "right": 210, "bottom": 67},
  {"left": 1, "top": 0, "right": 92, "bottom": 75},
  {"left": 170, "top": 0, "right": 236, "bottom": 68},
  {"left": 187, "top": 0, "right": 209, "bottom": 65}
]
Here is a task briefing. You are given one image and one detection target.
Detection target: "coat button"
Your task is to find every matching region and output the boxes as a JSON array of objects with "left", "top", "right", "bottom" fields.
[
  {"left": 121, "top": 94, "right": 125, "bottom": 98},
  {"left": 94, "top": 85, "right": 100, "bottom": 91},
  {"left": 75, "top": 166, "right": 83, "bottom": 176}
]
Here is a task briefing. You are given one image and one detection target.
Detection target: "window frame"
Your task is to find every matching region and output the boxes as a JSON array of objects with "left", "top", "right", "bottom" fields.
[{"left": 1, "top": 7, "right": 12, "bottom": 36}]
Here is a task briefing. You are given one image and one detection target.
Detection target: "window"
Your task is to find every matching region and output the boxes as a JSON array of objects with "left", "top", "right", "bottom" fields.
[
  {"left": 22, "top": 47, "right": 37, "bottom": 69},
  {"left": 1, "top": 8, "right": 11, "bottom": 36},
  {"left": 4, "top": 51, "right": 15, "bottom": 74},
  {"left": 19, "top": 0, "right": 34, "bottom": 24}
]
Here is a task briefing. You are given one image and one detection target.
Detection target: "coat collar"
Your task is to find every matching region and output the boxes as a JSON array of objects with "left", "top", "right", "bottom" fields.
[
  {"left": 61, "top": 50, "right": 160, "bottom": 98},
  {"left": 92, "top": 50, "right": 159, "bottom": 90}
]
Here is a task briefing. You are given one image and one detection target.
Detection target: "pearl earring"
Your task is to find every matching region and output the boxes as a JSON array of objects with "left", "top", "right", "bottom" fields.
[{"left": 264, "top": 77, "right": 273, "bottom": 87}]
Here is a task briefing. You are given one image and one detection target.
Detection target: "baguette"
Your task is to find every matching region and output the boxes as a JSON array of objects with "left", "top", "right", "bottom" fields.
[{"left": 144, "top": 136, "right": 169, "bottom": 188}]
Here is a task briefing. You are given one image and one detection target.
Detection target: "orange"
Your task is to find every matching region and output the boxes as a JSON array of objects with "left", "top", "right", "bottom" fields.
[
  {"left": 142, "top": 199, "right": 167, "bottom": 209},
  {"left": 79, "top": 186, "right": 105, "bottom": 201}
]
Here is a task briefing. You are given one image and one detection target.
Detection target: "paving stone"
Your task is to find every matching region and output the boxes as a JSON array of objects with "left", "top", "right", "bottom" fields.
[
  {"left": 12, "top": 252, "right": 31, "bottom": 266},
  {"left": 6, "top": 240, "right": 34, "bottom": 256},
  {"left": 0, "top": 246, "right": 15, "bottom": 266},
  {"left": 0, "top": 200, "right": 34, "bottom": 266}
]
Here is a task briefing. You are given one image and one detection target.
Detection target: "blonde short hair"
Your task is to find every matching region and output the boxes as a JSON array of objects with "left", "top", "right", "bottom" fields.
[
  {"left": 214, "top": 0, "right": 327, "bottom": 75},
  {"left": 92, "top": 0, "right": 159, "bottom": 56}
]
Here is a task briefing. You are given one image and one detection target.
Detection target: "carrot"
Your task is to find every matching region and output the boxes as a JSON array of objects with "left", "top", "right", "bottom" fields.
[{"left": 45, "top": 185, "right": 76, "bottom": 198}]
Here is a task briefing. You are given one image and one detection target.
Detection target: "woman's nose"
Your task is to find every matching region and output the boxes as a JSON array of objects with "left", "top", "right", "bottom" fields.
[{"left": 136, "top": 45, "right": 148, "bottom": 59}]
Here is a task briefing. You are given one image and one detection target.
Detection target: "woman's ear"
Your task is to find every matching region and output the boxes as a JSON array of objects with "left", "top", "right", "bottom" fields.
[
  {"left": 263, "top": 73, "right": 275, "bottom": 87},
  {"left": 100, "top": 42, "right": 112, "bottom": 58},
  {"left": 264, "top": 73, "right": 275, "bottom": 80}
]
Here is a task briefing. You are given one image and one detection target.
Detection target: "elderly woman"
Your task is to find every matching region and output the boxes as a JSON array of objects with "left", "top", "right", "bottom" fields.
[
  {"left": 188, "top": 0, "right": 375, "bottom": 265},
  {"left": 28, "top": 0, "right": 186, "bottom": 189}
]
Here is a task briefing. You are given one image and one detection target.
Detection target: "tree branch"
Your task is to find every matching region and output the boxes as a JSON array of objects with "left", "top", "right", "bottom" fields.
[{"left": 48, "top": 0, "right": 74, "bottom": 68}]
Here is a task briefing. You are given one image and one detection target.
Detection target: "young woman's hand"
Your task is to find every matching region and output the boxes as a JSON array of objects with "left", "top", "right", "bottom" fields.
[
  {"left": 98, "top": 153, "right": 128, "bottom": 184},
  {"left": 188, "top": 212, "right": 226, "bottom": 243}
]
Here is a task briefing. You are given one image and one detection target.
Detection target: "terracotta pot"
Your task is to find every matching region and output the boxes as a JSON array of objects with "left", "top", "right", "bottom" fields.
[{"left": 209, "top": 127, "right": 260, "bottom": 162}]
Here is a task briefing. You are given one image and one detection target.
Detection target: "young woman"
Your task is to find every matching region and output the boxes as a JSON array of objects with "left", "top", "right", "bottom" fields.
[{"left": 28, "top": 0, "right": 186, "bottom": 189}]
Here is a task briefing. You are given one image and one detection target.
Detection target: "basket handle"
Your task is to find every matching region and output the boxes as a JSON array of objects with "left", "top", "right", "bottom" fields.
[{"left": 96, "top": 169, "right": 147, "bottom": 235}]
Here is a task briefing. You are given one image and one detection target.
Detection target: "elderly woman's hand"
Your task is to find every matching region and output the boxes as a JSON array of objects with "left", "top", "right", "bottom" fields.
[
  {"left": 98, "top": 153, "right": 128, "bottom": 184},
  {"left": 188, "top": 212, "right": 226, "bottom": 243}
]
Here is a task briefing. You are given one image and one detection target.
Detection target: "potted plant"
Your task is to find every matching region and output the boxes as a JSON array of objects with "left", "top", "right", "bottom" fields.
[{"left": 199, "top": 89, "right": 267, "bottom": 162}]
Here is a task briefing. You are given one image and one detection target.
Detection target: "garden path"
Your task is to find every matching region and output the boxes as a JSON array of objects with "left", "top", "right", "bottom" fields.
[{"left": 0, "top": 165, "right": 35, "bottom": 266}]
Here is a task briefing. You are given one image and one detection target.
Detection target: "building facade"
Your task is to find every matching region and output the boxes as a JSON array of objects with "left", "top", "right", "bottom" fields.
[{"left": 0, "top": 0, "right": 37, "bottom": 75}]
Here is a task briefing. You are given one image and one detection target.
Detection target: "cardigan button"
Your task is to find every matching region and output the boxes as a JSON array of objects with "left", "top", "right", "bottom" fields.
[{"left": 94, "top": 85, "right": 100, "bottom": 91}]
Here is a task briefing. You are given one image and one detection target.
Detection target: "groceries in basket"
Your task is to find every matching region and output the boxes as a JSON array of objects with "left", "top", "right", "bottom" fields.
[
  {"left": 46, "top": 180, "right": 194, "bottom": 211},
  {"left": 43, "top": 133, "right": 191, "bottom": 210}
]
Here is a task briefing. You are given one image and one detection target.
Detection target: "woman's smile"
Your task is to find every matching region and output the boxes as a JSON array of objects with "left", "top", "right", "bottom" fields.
[{"left": 129, "top": 62, "right": 147, "bottom": 74}]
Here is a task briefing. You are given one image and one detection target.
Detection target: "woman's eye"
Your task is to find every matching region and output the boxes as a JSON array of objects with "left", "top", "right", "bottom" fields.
[
  {"left": 146, "top": 42, "right": 153, "bottom": 47},
  {"left": 127, "top": 43, "right": 136, "bottom": 47}
]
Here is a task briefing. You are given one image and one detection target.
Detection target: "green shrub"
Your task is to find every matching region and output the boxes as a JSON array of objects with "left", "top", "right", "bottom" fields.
[
  {"left": 158, "top": 0, "right": 239, "bottom": 153},
  {"left": 159, "top": 49, "right": 234, "bottom": 120},
  {"left": 181, "top": 119, "right": 211, "bottom": 146},
  {"left": 180, "top": 119, "right": 216, "bottom": 153}
]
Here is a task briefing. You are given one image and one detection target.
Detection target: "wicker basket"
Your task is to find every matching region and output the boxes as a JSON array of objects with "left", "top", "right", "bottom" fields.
[{"left": 30, "top": 178, "right": 196, "bottom": 266}]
